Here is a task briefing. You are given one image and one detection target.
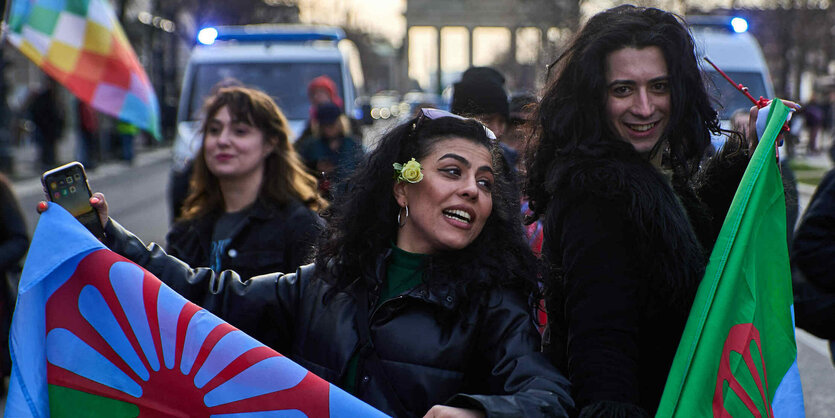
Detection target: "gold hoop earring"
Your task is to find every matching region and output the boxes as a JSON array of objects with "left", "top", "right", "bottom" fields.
[{"left": 397, "top": 205, "right": 409, "bottom": 227}]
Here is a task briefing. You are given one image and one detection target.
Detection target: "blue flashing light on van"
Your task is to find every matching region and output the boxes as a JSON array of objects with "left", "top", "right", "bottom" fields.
[
  {"left": 730, "top": 17, "right": 748, "bottom": 33},
  {"left": 196, "top": 25, "right": 345, "bottom": 46},
  {"left": 197, "top": 27, "right": 218, "bottom": 45}
]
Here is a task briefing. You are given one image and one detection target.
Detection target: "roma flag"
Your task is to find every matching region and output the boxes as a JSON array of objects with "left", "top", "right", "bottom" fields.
[
  {"left": 5, "top": 205, "right": 386, "bottom": 417},
  {"left": 657, "top": 100, "right": 804, "bottom": 417},
  {"left": 6, "top": 0, "right": 161, "bottom": 139}
]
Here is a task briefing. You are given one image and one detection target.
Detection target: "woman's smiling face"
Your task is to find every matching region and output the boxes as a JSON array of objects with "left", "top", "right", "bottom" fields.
[
  {"left": 394, "top": 137, "right": 494, "bottom": 254},
  {"left": 203, "top": 106, "right": 274, "bottom": 182}
]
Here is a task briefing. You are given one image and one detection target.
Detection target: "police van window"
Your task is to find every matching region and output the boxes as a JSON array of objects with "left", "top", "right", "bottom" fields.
[
  {"left": 704, "top": 71, "right": 767, "bottom": 120},
  {"left": 188, "top": 62, "right": 343, "bottom": 120}
]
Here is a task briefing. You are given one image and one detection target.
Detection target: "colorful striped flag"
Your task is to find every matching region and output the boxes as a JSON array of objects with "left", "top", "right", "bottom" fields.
[
  {"left": 657, "top": 100, "right": 804, "bottom": 417},
  {"left": 7, "top": 0, "right": 161, "bottom": 139},
  {"left": 5, "top": 205, "right": 386, "bottom": 417}
]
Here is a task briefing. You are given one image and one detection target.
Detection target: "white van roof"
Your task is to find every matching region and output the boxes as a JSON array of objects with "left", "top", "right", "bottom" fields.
[
  {"left": 692, "top": 29, "right": 771, "bottom": 77},
  {"left": 190, "top": 42, "right": 344, "bottom": 64}
]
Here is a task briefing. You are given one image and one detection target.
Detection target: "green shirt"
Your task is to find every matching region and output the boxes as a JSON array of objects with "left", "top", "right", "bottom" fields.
[{"left": 341, "top": 245, "right": 426, "bottom": 394}]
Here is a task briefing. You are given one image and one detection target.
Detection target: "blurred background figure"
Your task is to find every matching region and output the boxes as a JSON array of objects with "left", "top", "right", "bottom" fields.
[
  {"left": 506, "top": 93, "right": 537, "bottom": 164},
  {"left": 298, "top": 102, "right": 363, "bottom": 200},
  {"left": 0, "top": 173, "right": 28, "bottom": 388},
  {"left": 76, "top": 99, "right": 99, "bottom": 171},
  {"left": 296, "top": 75, "right": 344, "bottom": 149},
  {"left": 802, "top": 94, "right": 825, "bottom": 154},
  {"left": 114, "top": 120, "right": 138, "bottom": 164},
  {"left": 29, "top": 78, "right": 65, "bottom": 171},
  {"left": 450, "top": 66, "right": 516, "bottom": 168},
  {"left": 168, "top": 86, "right": 326, "bottom": 280}
]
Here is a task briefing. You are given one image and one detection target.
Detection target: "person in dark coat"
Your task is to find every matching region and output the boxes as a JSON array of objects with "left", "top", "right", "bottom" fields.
[
  {"left": 30, "top": 77, "right": 64, "bottom": 170},
  {"left": 524, "top": 5, "right": 769, "bottom": 416},
  {"left": 167, "top": 86, "right": 326, "bottom": 280},
  {"left": 297, "top": 103, "right": 363, "bottom": 200},
  {"left": 75, "top": 109, "right": 574, "bottom": 417},
  {"left": 76, "top": 99, "right": 99, "bottom": 170},
  {"left": 0, "top": 174, "right": 28, "bottom": 379},
  {"left": 793, "top": 169, "right": 835, "bottom": 343}
]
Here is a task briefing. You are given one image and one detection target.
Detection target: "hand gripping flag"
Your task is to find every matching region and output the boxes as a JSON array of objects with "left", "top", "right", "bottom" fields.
[
  {"left": 6, "top": 0, "right": 161, "bottom": 139},
  {"left": 657, "top": 100, "right": 804, "bottom": 417},
  {"left": 5, "top": 205, "right": 387, "bottom": 417}
]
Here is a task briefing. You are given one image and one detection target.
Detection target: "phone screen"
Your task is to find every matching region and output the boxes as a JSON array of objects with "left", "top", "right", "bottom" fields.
[{"left": 42, "top": 162, "right": 104, "bottom": 239}]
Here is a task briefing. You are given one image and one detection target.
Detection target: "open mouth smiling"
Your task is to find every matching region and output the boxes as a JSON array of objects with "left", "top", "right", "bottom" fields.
[
  {"left": 625, "top": 122, "right": 658, "bottom": 132},
  {"left": 443, "top": 209, "right": 472, "bottom": 224}
]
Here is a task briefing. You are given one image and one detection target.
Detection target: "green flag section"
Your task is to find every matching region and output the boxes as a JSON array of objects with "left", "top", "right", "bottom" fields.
[
  {"left": 49, "top": 385, "right": 139, "bottom": 418},
  {"left": 657, "top": 100, "right": 804, "bottom": 417}
]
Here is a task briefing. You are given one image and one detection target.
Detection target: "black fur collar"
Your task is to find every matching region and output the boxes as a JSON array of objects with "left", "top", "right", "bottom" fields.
[{"left": 549, "top": 147, "right": 708, "bottom": 306}]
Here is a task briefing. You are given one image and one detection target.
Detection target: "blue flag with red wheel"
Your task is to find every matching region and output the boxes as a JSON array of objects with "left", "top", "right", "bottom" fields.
[{"left": 6, "top": 204, "right": 386, "bottom": 417}]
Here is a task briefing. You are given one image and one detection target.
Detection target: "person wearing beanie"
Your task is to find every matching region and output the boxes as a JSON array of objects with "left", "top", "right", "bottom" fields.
[
  {"left": 296, "top": 75, "right": 346, "bottom": 159},
  {"left": 451, "top": 66, "right": 516, "bottom": 168},
  {"left": 451, "top": 67, "right": 509, "bottom": 138},
  {"left": 307, "top": 75, "right": 344, "bottom": 111},
  {"left": 298, "top": 102, "right": 363, "bottom": 200}
]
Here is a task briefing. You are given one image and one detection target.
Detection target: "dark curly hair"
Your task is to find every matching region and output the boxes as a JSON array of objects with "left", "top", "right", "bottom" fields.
[
  {"left": 314, "top": 115, "right": 538, "bottom": 306},
  {"left": 525, "top": 5, "right": 721, "bottom": 220}
]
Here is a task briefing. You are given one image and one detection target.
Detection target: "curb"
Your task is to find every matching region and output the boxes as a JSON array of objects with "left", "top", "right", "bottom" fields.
[{"left": 12, "top": 146, "right": 172, "bottom": 198}]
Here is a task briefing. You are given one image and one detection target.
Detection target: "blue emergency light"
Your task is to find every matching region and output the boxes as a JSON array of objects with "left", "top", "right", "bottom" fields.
[
  {"left": 196, "top": 25, "right": 345, "bottom": 46},
  {"left": 197, "top": 27, "right": 218, "bottom": 45},
  {"left": 730, "top": 17, "right": 749, "bottom": 33}
]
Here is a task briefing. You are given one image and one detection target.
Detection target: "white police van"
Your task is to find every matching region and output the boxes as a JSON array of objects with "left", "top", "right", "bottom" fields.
[
  {"left": 689, "top": 16, "right": 775, "bottom": 150},
  {"left": 168, "top": 25, "right": 363, "bottom": 218}
]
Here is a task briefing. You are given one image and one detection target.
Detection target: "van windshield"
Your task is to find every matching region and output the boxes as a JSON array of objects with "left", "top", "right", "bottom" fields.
[
  {"left": 704, "top": 71, "right": 769, "bottom": 120},
  {"left": 187, "top": 62, "right": 343, "bottom": 121}
]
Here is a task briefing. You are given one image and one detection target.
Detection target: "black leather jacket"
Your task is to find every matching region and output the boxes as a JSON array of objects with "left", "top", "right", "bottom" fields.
[
  {"left": 105, "top": 220, "right": 573, "bottom": 417},
  {"left": 167, "top": 198, "right": 322, "bottom": 280}
]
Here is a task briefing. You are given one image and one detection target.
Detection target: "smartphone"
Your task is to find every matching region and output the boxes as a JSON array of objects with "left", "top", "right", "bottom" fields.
[{"left": 41, "top": 162, "right": 105, "bottom": 240}]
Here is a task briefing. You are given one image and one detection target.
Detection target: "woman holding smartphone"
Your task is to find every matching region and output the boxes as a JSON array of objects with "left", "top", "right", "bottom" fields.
[
  {"left": 167, "top": 86, "right": 326, "bottom": 280},
  {"left": 56, "top": 109, "right": 573, "bottom": 417}
]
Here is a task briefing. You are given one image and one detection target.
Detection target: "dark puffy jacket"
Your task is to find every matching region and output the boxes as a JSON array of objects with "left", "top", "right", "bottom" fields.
[
  {"left": 167, "top": 198, "right": 322, "bottom": 280},
  {"left": 105, "top": 220, "right": 573, "bottom": 417},
  {"left": 793, "top": 169, "right": 835, "bottom": 339}
]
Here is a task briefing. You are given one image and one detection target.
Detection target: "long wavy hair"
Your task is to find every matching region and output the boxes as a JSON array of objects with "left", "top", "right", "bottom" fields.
[
  {"left": 525, "top": 5, "right": 721, "bottom": 219},
  {"left": 314, "top": 115, "right": 538, "bottom": 305},
  {"left": 180, "top": 87, "right": 327, "bottom": 220}
]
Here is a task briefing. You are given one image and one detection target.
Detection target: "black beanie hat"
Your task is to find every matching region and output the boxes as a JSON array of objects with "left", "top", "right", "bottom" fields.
[
  {"left": 451, "top": 67, "right": 509, "bottom": 120},
  {"left": 461, "top": 66, "right": 506, "bottom": 86},
  {"left": 316, "top": 102, "right": 342, "bottom": 125}
]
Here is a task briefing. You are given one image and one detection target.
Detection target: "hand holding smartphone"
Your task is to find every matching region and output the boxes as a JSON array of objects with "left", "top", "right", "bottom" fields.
[{"left": 41, "top": 162, "right": 105, "bottom": 240}]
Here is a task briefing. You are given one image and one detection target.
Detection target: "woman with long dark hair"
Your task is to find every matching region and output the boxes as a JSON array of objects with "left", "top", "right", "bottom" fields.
[
  {"left": 524, "top": 5, "right": 786, "bottom": 416},
  {"left": 69, "top": 109, "right": 572, "bottom": 417}
]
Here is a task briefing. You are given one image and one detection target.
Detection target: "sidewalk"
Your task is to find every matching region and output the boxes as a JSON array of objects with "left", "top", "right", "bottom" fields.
[
  {"left": 6, "top": 131, "right": 171, "bottom": 195},
  {"left": 791, "top": 150, "right": 833, "bottom": 198}
]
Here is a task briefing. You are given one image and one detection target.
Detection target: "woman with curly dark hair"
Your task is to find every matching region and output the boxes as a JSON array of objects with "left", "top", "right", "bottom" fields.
[
  {"left": 168, "top": 86, "right": 326, "bottom": 280},
  {"left": 68, "top": 109, "right": 573, "bottom": 417},
  {"left": 524, "top": 5, "right": 782, "bottom": 416}
]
